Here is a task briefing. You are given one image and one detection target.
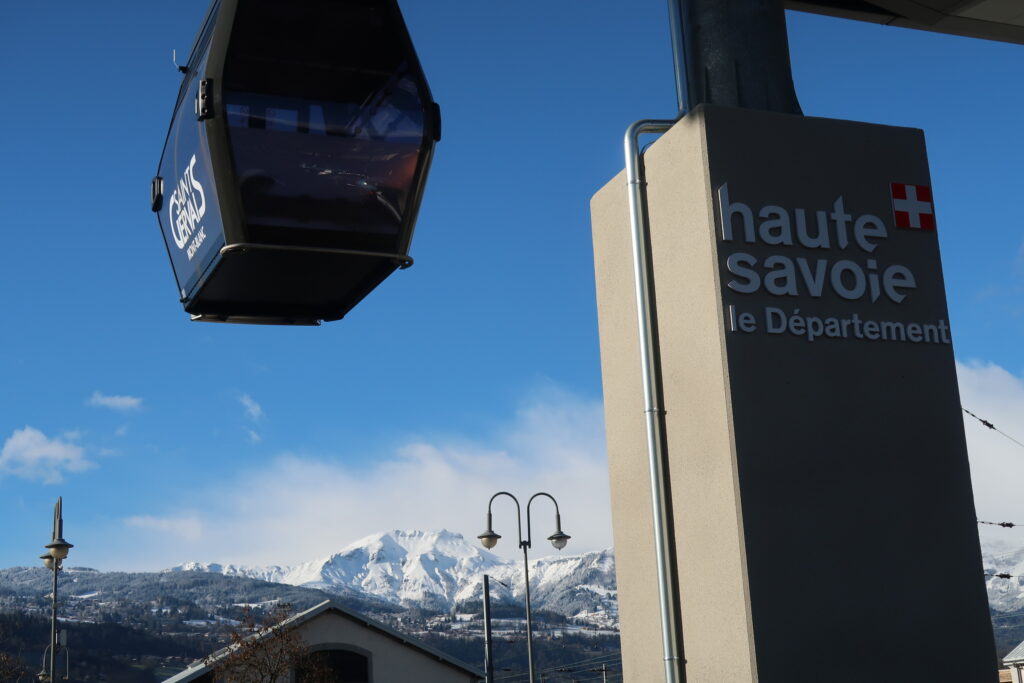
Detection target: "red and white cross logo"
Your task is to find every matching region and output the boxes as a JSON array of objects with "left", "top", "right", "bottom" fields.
[{"left": 891, "top": 183, "right": 936, "bottom": 231}]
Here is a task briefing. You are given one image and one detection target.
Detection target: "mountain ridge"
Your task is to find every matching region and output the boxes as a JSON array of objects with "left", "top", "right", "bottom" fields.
[
  {"left": 163, "top": 529, "right": 1024, "bottom": 623},
  {"left": 165, "top": 529, "right": 617, "bottom": 624}
]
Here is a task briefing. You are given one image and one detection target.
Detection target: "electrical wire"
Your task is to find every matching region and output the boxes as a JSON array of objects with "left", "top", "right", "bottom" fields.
[
  {"left": 963, "top": 407, "right": 1024, "bottom": 449},
  {"left": 493, "top": 652, "right": 622, "bottom": 682}
]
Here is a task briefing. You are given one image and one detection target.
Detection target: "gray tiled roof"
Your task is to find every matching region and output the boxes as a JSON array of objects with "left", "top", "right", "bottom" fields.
[{"left": 1004, "top": 639, "right": 1024, "bottom": 664}]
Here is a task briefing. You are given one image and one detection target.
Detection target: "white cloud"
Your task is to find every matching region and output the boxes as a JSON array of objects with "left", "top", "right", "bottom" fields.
[
  {"left": 125, "top": 515, "right": 203, "bottom": 542},
  {"left": 247, "top": 429, "right": 262, "bottom": 444},
  {"left": 0, "top": 427, "right": 93, "bottom": 484},
  {"left": 115, "top": 425, "right": 129, "bottom": 437},
  {"left": 240, "top": 394, "right": 264, "bottom": 421},
  {"left": 118, "top": 387, "right": 612, "bottom": 568},
  {"left": 958, "top": 361, "right": 1024, "bottom": 553},
  {"left": 110, "top": 364, "right": 1024, "bottom": 572},
  {"left": 87, "top": 391, "right": 143, "bottom": 412}
]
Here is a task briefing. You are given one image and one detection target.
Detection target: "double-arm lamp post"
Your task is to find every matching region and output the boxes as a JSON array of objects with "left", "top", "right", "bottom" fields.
[
  {"left": 477, "top": 492, "right": 570, "bottom": 683},
  {"left": 39, "top": 497, "right": 73, "bottom": 683}
]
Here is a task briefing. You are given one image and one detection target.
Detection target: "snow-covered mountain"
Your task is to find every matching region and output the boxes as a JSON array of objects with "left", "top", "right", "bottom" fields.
[
  {"left": 982, "top": 541, "right": 1024, "bottom": 612},
  {"left": 166, "top": 530, "right": 1024, "bottom": 623},
  {"left": 167, "top": 530, "right": 618, "bottom": 624}
]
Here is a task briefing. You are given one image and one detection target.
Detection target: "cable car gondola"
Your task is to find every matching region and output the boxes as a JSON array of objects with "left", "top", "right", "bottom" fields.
[{"left": 151, "top": 0, "right": 440, "bottom": 325}]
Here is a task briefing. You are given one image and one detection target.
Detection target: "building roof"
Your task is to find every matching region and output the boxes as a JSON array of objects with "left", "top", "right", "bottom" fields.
[
  {"left": 163, "top": 599, "right": 482, "bottom": 682},
  {"left": 1004, "top": 639, "right": 1024, "bottom": 665},
  {"left": 786, "top": 0, "right": 1024, "bottom": 45}
]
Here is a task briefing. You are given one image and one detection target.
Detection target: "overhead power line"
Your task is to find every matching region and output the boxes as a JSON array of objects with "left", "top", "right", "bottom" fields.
[
  {"left": 493, "top": 652, "right": 622, "bottom": 682},
  {"left": 963, "top": 408, "right": 1024, "bottom": 449}
]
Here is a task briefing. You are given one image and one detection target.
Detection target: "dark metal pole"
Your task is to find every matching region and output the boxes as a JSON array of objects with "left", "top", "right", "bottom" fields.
[
  {"left": 49, "top": 562, "right": 58, "bottom": 682},
  {"left": 675, "top": 0, "right": 801, "bottom": 114},
  {"left": 483, "top": 575, "right": 495, "bottom": 683},
  {"left": 43, "top": 497, "right": 72, "bottom": 683},
  {"left": 482, "top": 492, "right": 566, "bottom": 683},
  {"left": 49, "top": 498, "right": 61, "bottom": 683},
  {"left": 667, "top": 0, "right": 688, "bottom": 116},
  {"left": 522, "top": 542, "right": 535, "bottom": 683}
]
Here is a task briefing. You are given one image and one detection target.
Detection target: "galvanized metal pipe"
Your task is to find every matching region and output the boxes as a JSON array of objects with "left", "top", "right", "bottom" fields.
[
  {"left": 624, "top": 118, "right": 683, "bottom": 683},
  {"left": 620, "top": 3, "right": 802, "bottom": 682},
  {"left": 610, "top": 2, "right": 693, "bottom": 679}
]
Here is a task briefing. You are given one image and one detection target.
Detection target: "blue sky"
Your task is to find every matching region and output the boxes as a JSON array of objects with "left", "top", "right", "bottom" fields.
[{"left": 1, "top": 2, "right": 1022, "bottom": 571}]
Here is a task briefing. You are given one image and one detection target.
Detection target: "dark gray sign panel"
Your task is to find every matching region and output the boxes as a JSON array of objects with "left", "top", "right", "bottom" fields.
[
  {"left": 707, "top": 105, "right": 993, "bottom": 681},
  {"left": 590, "top": 104, "right": 996, "bottom": 682}
]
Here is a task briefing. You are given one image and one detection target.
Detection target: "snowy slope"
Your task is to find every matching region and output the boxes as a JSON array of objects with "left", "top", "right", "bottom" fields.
[
  {"left": 982, "top": 541, "right": 1024, "bottom": 612},
  {"left": 169, "top": 529, "right": 1024, "bottom": 623},
  {"left": 166, "top": 529, "right": 617, "bottom": 620}
]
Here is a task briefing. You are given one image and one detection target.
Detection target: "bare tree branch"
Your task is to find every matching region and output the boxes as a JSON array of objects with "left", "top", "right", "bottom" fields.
[
  {"left": 206, "top": 604, "right": 328, "bottom": 683},
  {"left": 0, "top": 651, "right": 27, "bottom": 683}
]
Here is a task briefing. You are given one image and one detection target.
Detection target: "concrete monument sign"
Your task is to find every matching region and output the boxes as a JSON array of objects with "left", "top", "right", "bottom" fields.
[{"left": 591, "top": 104, "right": 995, "bottom": 682}]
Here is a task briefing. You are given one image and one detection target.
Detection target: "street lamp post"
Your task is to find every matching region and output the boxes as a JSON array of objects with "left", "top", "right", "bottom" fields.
[
  {"left": 482, "top": 574, "right": 495, "bottom": 683},
  {"left": 477, "top": 492, "right": 570, "bottom": 683},
  {"left": 40, "top": 497, "right": 72, "bottom": 683}
]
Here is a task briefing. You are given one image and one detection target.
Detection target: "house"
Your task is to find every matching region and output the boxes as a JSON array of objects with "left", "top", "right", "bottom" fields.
[
  {"left": 163, "top": 600, "right": 482, "bottom": 683},
  {"left": 1004, "top": 639, "right": 1024, "bottom": 683}
]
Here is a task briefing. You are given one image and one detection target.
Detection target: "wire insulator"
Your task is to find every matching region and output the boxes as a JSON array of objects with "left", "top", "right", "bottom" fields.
[{"left": 979, "top": 520, "right": 1018, "bottom": 528}]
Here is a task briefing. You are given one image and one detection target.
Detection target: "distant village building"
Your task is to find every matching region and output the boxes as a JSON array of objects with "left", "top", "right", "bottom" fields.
[
  {"left": 163, "top": 600, "right": 481, "bottom": 683},
  {"left": 1004, "top": 639, "right": 1024, "bottom": 683}
]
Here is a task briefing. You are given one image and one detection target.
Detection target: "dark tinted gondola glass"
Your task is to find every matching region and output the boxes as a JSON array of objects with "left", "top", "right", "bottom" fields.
[
  {"left": 223, "top": 0, "right": 430, "bottom": 253},
  {"left": 153, "top": 0, "right": 438, "bottom": 324}
]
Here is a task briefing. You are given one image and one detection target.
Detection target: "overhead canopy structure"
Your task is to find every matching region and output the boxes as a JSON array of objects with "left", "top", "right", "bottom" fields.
[
  {"left": 152, "top": 0, "right": 439, "bottom": 325},
  {"left": 786, "top": 0, "right": 1024, "bottom": 44}
]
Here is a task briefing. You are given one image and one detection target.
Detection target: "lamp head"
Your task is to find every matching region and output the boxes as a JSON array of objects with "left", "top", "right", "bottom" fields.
[
  {"left": 547, "top": 530, "right": 571, "bottom": 550},
  {"left": 548, "top": 510, "right": 570, "bottom": 550},
  {"left": 478, "top": 509, "right": 501, "bottom": 549},
  {"left": 40, "top": 553, "right": 55, "bottom": 570},
  {"left": 478, "top": 529, "right": 501, "bottom": 550},
  {"left": 46, "top": 538, "right": 73, "bottom": 561}
]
